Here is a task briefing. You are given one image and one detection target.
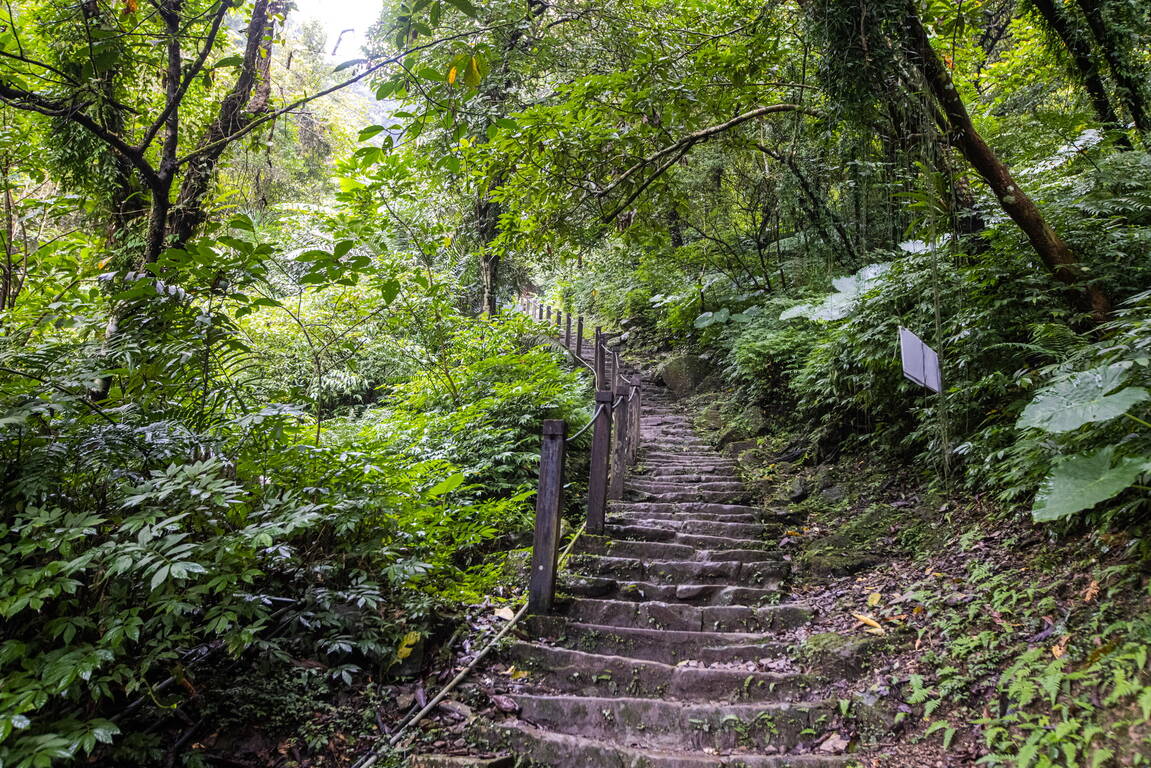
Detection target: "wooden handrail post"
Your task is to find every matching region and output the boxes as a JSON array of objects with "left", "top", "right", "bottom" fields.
[
  {"left": 576, "top": 317, "right": 584, "bottom": 359},
  {"left": 528, "top": 420, "right": 567, "bottom": 614},
  {"left": 556, "top": 309, "right": 562, "bottom": 333},
  {"left": 546, "top": 306, "right": 552, "bottom": 323},
  {"left": 565, "top": 313, "right": 572, "bottom": 348},
  {"left": 609, "top": 381, "right": 630, "bottom": 500},
  {"left": 587, "top": 391, "right": 613, "bottom": 534},
  {"left": 610, "top": 351, "right": 620, "bottom": 393},
  {"left": 594, "top": 327, "right": 604, "bottom": 389}
]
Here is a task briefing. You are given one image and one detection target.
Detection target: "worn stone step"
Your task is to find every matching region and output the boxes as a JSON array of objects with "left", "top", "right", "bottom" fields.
[
  {"left": 628, "top": 472, "right": 742, "bottom": 483},
  {"left": 610, "top": 502, "right": 764, "bottom": 517},
  {"left": 506, "top": 643, "right": 811, "bottom": 701},
  {"left": 642, "top": 455, "right": 737, "bottom": 466},
  {"left": 610, "top": 518, "right": 766, "bottom": 539},
  {"left": 473, "top": 721, "right": 852, "bottom": 767},
  {"left": 511, "top": 694, "right": 833, "bottom": 751},
  {"left": 561, "top": 575, "right": 783, "bottom": 606},
  {"left": 569, "top": 554, "right": 790, "bottom": 587},
  {"left": 610, "top": 507, "right": 759, "bottom": 524},
  {"left": 626, "top": 489, "right": 753, "bottom": 504},
  {"left": 563, "top": 598, "right": 813, "bottom": 632},
  {"left": 523, "top": 619, "right": 790, "bottom": 665},
  {"left": 574, "top": 538, "right": 784, "bottom": 565},
  {"left": 604, "top": 524, "right": 769, "bottom": 551},
  {"left": 627, "top": 479, "right": 748, "bottom": 493}
]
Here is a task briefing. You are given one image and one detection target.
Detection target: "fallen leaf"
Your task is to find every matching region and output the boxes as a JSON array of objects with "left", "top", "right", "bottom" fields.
[
  {"left": 395, "top": 631, "right": 420, "bottom": 660},
  {"left": 494, "top": 606, "right": 516, "bottom": 621},
  {"left": 1084, "top": 580, "right": 1100, "bottom": 603},
  {"left": 851, "top": 613, "right": 885, "bottom": 634},
  {"left": 867, "top": 592, "right": 882, "bottom": 607},
  {"left": 1051, "top": 634, "right": 1071, "bottom": 659}
]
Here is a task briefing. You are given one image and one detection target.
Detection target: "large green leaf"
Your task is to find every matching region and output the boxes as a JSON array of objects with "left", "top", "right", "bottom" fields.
[
  {"left": 1017, "top": 364, "right": 1149, "bottom": 433},
  {"left": 1032, "top": 447, "right": 1149, "bottom": 522}
]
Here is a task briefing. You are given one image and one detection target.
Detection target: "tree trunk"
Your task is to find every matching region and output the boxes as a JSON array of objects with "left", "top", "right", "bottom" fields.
[
  {"left": 1075, "top": 0, "right": 1151, "bottom": 146},
  {"left": 1028, "top": 0, "right": 1131, "bottom": 148},
  {"left": 167, "top": 0, "right": 273, "bottom": 253},
  {"left": 906, "top": 12, "right": 1111, "bottom": 320}
]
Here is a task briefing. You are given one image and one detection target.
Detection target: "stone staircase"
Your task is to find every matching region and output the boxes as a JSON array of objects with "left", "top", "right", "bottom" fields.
[{"left": 468, "top": 362, "right": 872, "bottom": 766}]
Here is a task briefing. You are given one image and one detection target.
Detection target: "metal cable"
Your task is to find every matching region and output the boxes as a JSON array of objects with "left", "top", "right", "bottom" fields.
[{"left": 565, "top": 405, "right": 602, "bottom": 442}]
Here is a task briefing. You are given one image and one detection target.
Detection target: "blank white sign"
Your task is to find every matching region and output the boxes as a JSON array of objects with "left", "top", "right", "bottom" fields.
[{"left": 899, "top": 327, "right": 942, "bottom": 393}]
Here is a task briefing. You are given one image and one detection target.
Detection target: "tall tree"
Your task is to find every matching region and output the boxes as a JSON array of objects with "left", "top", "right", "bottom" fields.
[{"left": 1024, "top": 0, "right": 1131, "bottom": 149}]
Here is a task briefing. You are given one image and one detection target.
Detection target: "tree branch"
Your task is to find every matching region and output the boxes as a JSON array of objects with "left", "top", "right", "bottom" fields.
[
  {"left": 0, "top": 81, "right": 162, "bottom": 190},
  {"left": 599, "top": 104, "right": 822, "bottom": 199},
  {"left": 139, "top": 0, "right": 231, "bottom": 155}
]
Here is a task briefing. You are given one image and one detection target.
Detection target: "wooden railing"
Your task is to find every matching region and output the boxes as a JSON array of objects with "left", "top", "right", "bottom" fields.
[{"left": 516, "top": 295, "right": 643, "bottom": 614}]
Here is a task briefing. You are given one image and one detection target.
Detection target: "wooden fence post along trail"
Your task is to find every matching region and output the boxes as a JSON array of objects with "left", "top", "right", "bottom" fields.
[{"left": 515, "top": 294, "right": 643, "bottom": 614}]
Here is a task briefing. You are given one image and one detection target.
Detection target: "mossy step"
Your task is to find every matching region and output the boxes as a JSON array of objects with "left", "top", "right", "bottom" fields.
[
  {"left": 574, "top": 538, "right": 785, "bottom": 568},
  {"left": 522, "top": 619, "right": 790, "bottom": 665},
  {"left": 605, "top": 524, "right": 770, "bottom": 551},
  {"left": 510, "top": 694, "right": 834, "bottom": 751},
  {"left": 561, "top": 575, "right": 782, "bottom": 606},
  {"left": 626, "top": 489, "right": 754, "bottom": 504},
  {"left": 610, "top": 509, "right": 759, "bottom": 524},
  {"left": 607, "top": 502, "right": 764, "bottom": 516},
  {"left": 627, "top": 479, "right": 748, "bottom": 493},
  {"left": 569, "top": 553, "right": 790, "bottom": 587},
  {"left": 563, "top": 598, "right": 813, "bottom": 632},
  {"left": 626, "top": 472, "right": 743, "bottom": 484},
  {"left": 609, "top": 518, "right": 766, "bottom": 539},
  {"left": 473, "top": 721, "right": 853, "bottom": 768},
  {"left": 505, "top": 642, "right": 812, "bottom": 702}
]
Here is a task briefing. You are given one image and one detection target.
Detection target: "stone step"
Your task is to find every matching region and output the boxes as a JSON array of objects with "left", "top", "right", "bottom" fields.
[
  {"left": 510, "top": 694, "right": 834, "bottom": 751},
  {"left": 574, "top": 538, "right": 784, "bottom": 566},
  {"left": 563, "top": 598, "right": 813, "bottom": 632},
  {"left": 474, "top": 721, "right": 853, "bottom": 767},
  {"left": 627, "top": 480, "right": 748, "bottom": 493},
  {"left": 604, "top": 524, "right": 770, "bottom": 551},
  {"left": 523, "top": 619, "right": 791, "bottom": 665},
  {"left": 561, "top": 575, "right": 783, "bottom": 606},
  {"left": 627, "top": 472, "right": 742, "bottom": 484},
  {"left": 625, "top": 489, "right": 753, "bottom": 504},
  {"left": 610, "top": 507, "right": 759, "bottom": 524},
  {"left": 569, "top": 554, "right": 790, "bottom": 587},
  {"left": 610, "top": 518, "right": 766, "bottom": 539},
  {"left": 505, "top": 643, "right": 811, "bottom": 701},
  {"left": 641, "top": 456, "right": 737, "bottom": 466},
  {"left": 609, "top": 502, "right": 764, "bottom": 517}
]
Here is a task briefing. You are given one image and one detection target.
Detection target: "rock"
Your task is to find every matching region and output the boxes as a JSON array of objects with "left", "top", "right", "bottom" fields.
[
  {"left": 803, "top": 632, "right": 885, "bottom": 678},
  {"left": 818, "top": 733, "right": 851, "bottom": 753},
  {"left": 820, "top": 485, "right": 846, "bottom": 503},
  {"left": 699, "top": 404, "right": 724, "bottom": 430},
  {"left": 800, "top": 549, "right": 883, "bottom": 577},
  {"left": 724, "top": 439, "right": 758, "bottom": 459},
  {"left": 656, "top": 355, "right": 711, "bottom": 398},
  {"left": 491, "top": 695, "right": 519, "bottom": 714},
  {"left": 717, "top": 423, "right": 751, "bottom": 448},
  {"left": 741, "top": 405, "right": 767, "bottom": 435},
  {"left": 438, "top": 699, "right": 475, "bottom": 722},
  {"left": 787, "top": 477, "right": 809, "bottom": 503}
]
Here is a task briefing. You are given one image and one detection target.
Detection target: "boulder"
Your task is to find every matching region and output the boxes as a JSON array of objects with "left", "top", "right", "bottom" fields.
[
  {"left": 656, "top": 355, "right": 711, "bottom": 398},
  {"left": 741, "top": 405, "right": 767, "bottom": 435},
  {"left": 787, "top": 477, "right": 810, "bottom": 503}
]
